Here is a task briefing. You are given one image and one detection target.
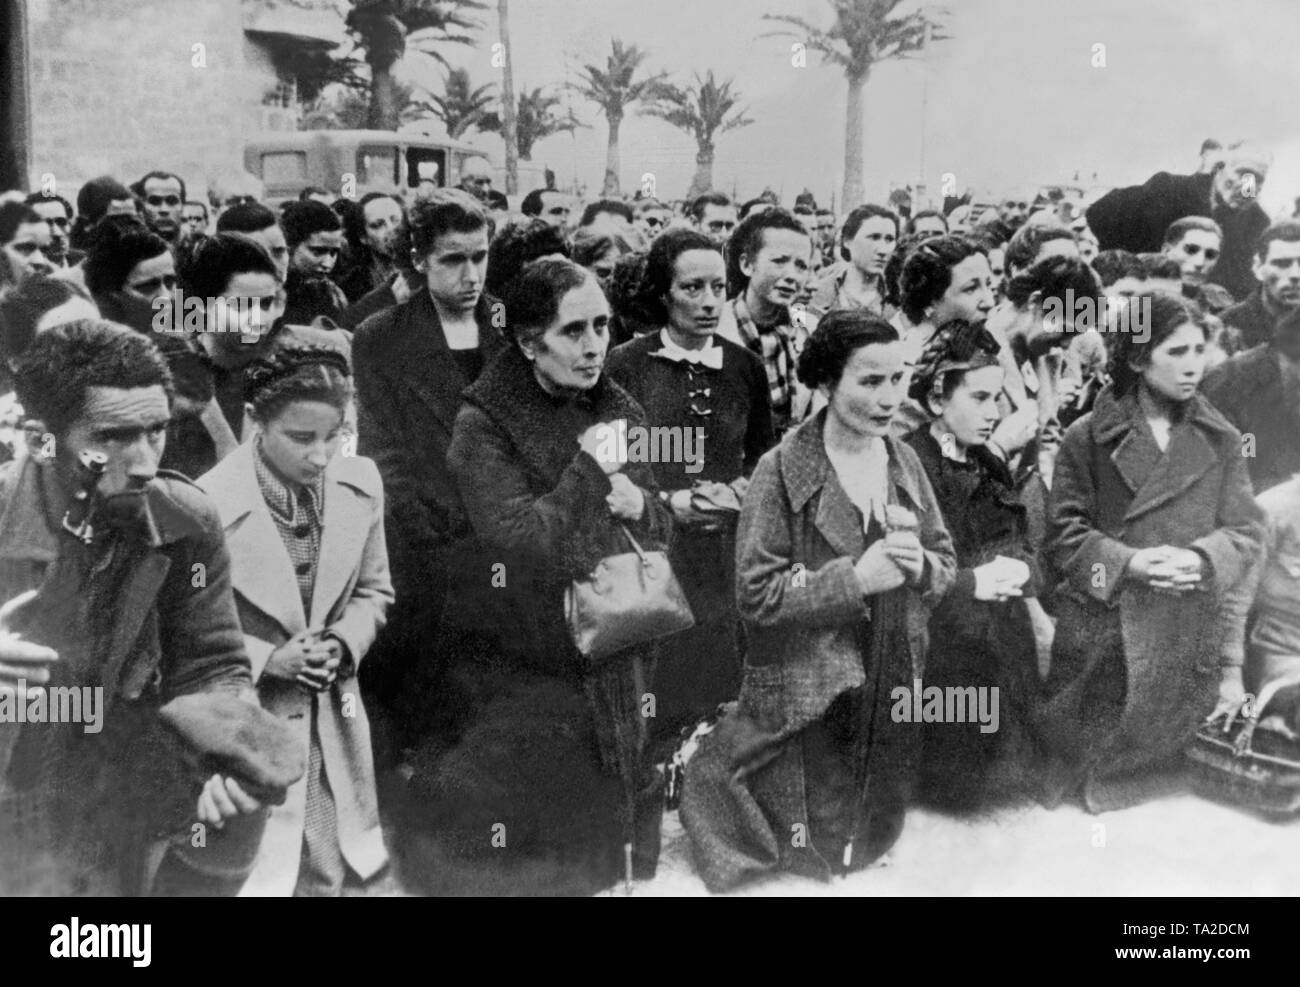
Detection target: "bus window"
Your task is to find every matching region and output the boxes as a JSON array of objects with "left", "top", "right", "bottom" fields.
[
  {"left": 261, "top": 151, "right": 307, "bottom": 185},
  {"left": 357, "top": 146, "right": 398, "bottom": 186},
  {"left": 407, "top": 147, "right": 446, "bottom": 189}
]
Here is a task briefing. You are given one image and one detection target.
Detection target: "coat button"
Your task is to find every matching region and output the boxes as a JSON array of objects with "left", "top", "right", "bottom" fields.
[
  {"left": 295, "top": 562, "right": 311, "bottom": 575},
  {"left": 293, "top": 524, "right": 312, "bottom": 538}
]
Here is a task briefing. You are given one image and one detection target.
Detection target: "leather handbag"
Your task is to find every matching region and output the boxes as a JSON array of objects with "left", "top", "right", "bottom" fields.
[{"left": 565, "top": 524, "right": 695, "bottom": 663}]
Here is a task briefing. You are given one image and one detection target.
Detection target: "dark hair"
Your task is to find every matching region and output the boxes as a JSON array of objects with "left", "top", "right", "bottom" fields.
[
  {"left": 898, "top": 234, "right": 988, "bottom": 324},
  {"left": 281, "top": 272, "right": 348, "bottom": 325},
  {"left": 0, "top": 275, "right": 88, "bottom": 362},
  {"left": 84, "top": 222, "right": 170, "bottom": 297},
  {"left": 609, "top": 252, "right": 655, "bottom": 342},
  {"left": 1163, "top": 215, "right": 1222, "bottom": 247},
  {"left": 244, "top": 345, "right": 352, "bottom": 421},
  {"left": 908, "top": 318, "right": 1003, "bottom": 406},
  {"left": 1107, "top": 291, "right": 1207, "bottom": 396},
  {"left": 1091, "top": 249, "right": 1142, "bottom": 287},
  {"left": 24, "top": 191, "right": 73, "bottom": 219},
  {"left": 280, "top": 199, "right": 342, "bottom": 253},
  {"left": 131, "top": 170, "right": 187, "bottom": 203},
  {"left": 504, "top": 257, "right": 594, "bottom": 344},
  {"left": 689, "top": 192, "right": 733, "bottom": 223},
  {"left": 485, "top": 218, "right": 571, "bottom": 299},
  {"left": 76, "top": 176, "right": 132, "bottom": 223},
  {"left": 1005, "top": 223, "right": 1076, "bottom": 275},
  {"left": 216, "top": 202, "right": 278, "bottom": 235},
  {"left": 797, "top": 309, "right": 900, "bottom": 390},
  {"left": 407, "top": 188, "right": 487, "bottom": 257},
  {"left": 1137, "top": 253, "right": 1182, "bottom": 281},
  {"left": 1005, "top": 255, "right": 1103, "bottom": 311},
  {"left": 738, "top": 197, "right": 771, "bottom": 220},
  {"left": 883, "top": 232, "right": 939, "bottom": 307},
  {"left": 905, "top": 209, "right": 948, "bottom": 235},
  {"left": 13, "top": 319, "right": 173, "bottom": 435},
  {"left": 580, "top": 198, "right": 633, "bottom": 227},
  {"left": 726, "top": 207, "right": 811, "bottom": 297},
  {"left": 178, "top": 232, "right": 279, "bottom": 299},
  {"left": 520, "top": 189, "right": 548, "bottom": 217},
  {"left": 635, "top": 228, "right": 722, "bottom": 325},
  {"left": 1253, "top": 219, "right": 1300, "bottom": 262},
  {"left": 840, "top": 203, "right": 899, "bottom": 262},
  {"left": 0, "top": 201, "right": 42, "bottom": 245},
  {"left": 571, "top": 226, "right": 635, "bottom": 270}
]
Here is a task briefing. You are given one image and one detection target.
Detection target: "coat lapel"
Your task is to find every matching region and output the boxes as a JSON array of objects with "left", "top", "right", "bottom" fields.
[
  {"left": 203, "top": 445, "right": 306, "bottom": 637},
  {"left": 1122, "top": 421, "right": 1218, "bottom": 523},
  {"left": 307, "top": 467, "right": 370, "bottom": 626},
  {"left": 99, "top": 550, "right": 170, "bottom": 712}
]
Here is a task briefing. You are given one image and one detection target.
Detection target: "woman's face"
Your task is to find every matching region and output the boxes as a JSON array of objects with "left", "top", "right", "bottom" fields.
[
  {"left": 665, "top": 249, "right": 726, "bottom": 339},
  {"left": 934, "top": 365, "right": 1004, "bottom": 450},
  {"left": 825, "top": 340, "right": 907, "bottom": 438},
  {"left": 363, "top": 198, "right": 402, "bottom": 258},
  {"left": 123, "top": 251, "right": 176, "bottom": 303},
  {"left": 588, "top": 247, "right": 620, "bottom": 294},
  {"left": 931, "top": 253, "right": 995, "bottom": 326},
  {"left": 846, "top": 216, "right": 897, "bottom": 277},
  {"left": 522, "top": 278, "right": 611, "bottom": 392},
  {"left": 254, "top": 399, "right": 344, "bottom": 487},
  {"left": 1135, "top": 321, "right": 1207, "bottom": 404},
  {"left": 207, "top": 271, "right": 285, "bottom": 342},
  {"left": 291, "top": 230, "right": 344, "bottom": 276}
]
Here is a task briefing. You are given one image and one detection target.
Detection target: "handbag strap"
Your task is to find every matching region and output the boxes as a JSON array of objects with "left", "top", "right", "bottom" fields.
[{"left": 618, "top": 523, "right": 650, "bottom": 564}]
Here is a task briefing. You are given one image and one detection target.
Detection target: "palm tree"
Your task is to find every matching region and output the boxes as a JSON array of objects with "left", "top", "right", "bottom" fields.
[
  {"left": 482, "top": 87, "right": 584, "bottom": 161},
  {"left": 569, "top": 39, "right": 665, "bottom": 195},
  {"left": 345, "top": 0, "right": 486, "bottom": 131},
  {"left": 763, "top": 0, "right": 949, "bottom": 207},
  {"left": 416, "top": 67, "right": 497, "bottom": 139},
  {"left": 645, "top": 72, "right": 753, "bottom": 199}
]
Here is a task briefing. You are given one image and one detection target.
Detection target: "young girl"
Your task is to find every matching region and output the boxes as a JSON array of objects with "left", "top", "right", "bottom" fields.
[
  {"left": 903, "top": 320, "right": 1040, "bottom": 809},
  {"left": 1036, "top": 292, "right": 1264, "bottom": 812},
  {"left": 198, "top": 346, "right": 393, "bottom": 895}
]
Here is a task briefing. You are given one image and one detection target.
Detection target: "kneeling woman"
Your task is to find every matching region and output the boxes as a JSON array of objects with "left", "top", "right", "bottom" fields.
[
  {"left": 681, "top": 310, "right": 956, "bottom": 892},
  {"left": 903, "top": 320, "right": 1041, "bottom": 810},
  {"left": 199, "top": 346, "right": 394, "bottom": 895},
  {"left": 1036, "top": 292, "right": 1264, "bottom": 812}
]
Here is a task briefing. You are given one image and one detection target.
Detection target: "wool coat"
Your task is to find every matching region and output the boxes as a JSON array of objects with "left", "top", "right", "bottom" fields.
[
  {"left": 1201, "top": 342, "right": 1300, "bottom": 495},
  {"left": 1036, "top": 387, "right": 1265, "bottom": 811},
  {"left": 680, "top": 411, "right": 957, "bottom": 891},
  {"left": 198, "top": 444, "right": 393, "bottom": 896}
]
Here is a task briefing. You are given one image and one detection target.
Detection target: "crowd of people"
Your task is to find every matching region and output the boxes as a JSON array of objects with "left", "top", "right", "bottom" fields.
[{"left": 0, "top": 135, "right": 1297, "bottom": 896}]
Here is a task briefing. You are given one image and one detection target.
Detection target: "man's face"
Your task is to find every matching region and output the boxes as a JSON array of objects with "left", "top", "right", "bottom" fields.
[
  {"left": 459, "top": 163, "right": 494, "bottom": 202},
  {"left": 1254, "top": 239, "right": 1300, "bottom": 309},
  {"left": 141, "top": 177, "right": 183, "bottom": 240},
  {"left": 1213, "top": 165, "right": 1264, "bottom": 211},
  {"left": 697, "top": 204, "right": 738, "bottom": 245},
  {"left": 1164, "top": 230, "right": 1221, "bottom": 285},
  {"left": 537, "top": 192, "right": 572, "bottom": 230},
  {"left": 815, "top": 213, "right": 836, "bottom": 247},
  {"left": 997, "top": 196, "right": 1030, "bottom": 230},
  {"left": 29, "top": 200, "right": 71, "bottom": 262},
  {"left": 247, "top": 224, "right": 290, "bottom": 282},
  {"left": 420, "top": 228, "right": 488, "bottom": 315},
  {"left": 740, "top": 228, "right": 813, "bottom": 312},
  {"left": 634, "top": 205, "right": 671, "bottom": 241},
  {"left": 124, "top": 251, "right": 177, "bottom": 304},
  {"left": 290, "top": 230, "right": 344, "bottom": 276},
  {"left": 58, "top": 385, "right": 171, "bottom": 499},
  {"left": 180, "top": 203, "right": 208, "bottom": 237},
  {"left": 911, "top": 214, "right": 948, "bottom": 238},
  {"left": 363, "top": 198, "right": 402, "bottom": 258},
  {"left": 4, "top": 221, "right": 55, "bottom": 277}
]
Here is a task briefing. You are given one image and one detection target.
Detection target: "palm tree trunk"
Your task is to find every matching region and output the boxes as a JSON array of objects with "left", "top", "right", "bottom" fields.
[
  {"left": 498, "top": 0, "right": 519, "bottom": 195},
  {"left": 841, "top": 68, "right": 868, "bottom": 209},
  {"left": 603, "top": 112, "right": 622, "bottom": 195},
  {"left": 688, "top": 144, "right": 714, "bottom": 199},
  {"left": 369, "top": 57, "right": 399, "bottom": 130}
]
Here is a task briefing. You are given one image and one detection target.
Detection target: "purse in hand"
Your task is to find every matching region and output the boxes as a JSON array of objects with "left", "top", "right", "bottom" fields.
[{"left": 565, "top": 524, "right": 695, "bottom": 663}]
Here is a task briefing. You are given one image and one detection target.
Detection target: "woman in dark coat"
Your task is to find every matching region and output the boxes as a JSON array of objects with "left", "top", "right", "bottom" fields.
[
  {"left": 681, "top": 311, "right": 956, "bottom": 892},
  {"left": 400, "top": 258, "right": 675, "bottom": 896},
  {"left": 903, "top": 320, "right": 1041, "bottom": 810},
  {"left": 605, "top": 229, "right": 775, "bottom": 743},
  {"left": 1035, "top": 292, "right": 1264, "bottom": 813}
]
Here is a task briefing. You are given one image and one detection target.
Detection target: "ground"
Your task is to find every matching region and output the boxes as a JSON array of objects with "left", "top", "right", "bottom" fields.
[{"left": 355, "top": 774, "right": 1300, "bottom": 896}]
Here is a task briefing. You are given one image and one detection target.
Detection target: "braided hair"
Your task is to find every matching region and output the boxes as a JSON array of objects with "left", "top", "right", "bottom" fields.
[
  {"left": 243, "top": 345, "right": 351, "bottom": 423},
  {"left": 908, "top": 318, "right": 1003, "bottom": 409}
]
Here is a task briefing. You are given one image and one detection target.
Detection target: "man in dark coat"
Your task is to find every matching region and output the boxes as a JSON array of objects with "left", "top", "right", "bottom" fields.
[
  {"left": 0, "top": 321, "right": 300, "bottom": 896},
  {"left": 1087, "top": 144, "right": 1273, "bottom": 301},
  {"left": 353, "top": 190, "right": 503, "bottom": 752},
  {"left": 1202, "top": 306, "right": 1300, "bottom": 495},
  {"left": 1217, "top": 220, "right": 1300, "bottom": 352}
]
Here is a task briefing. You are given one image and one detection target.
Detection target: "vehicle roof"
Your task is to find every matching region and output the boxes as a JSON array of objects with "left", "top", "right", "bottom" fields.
[{"left": 245, "top": 130, "right": 486, "bottom": 156}]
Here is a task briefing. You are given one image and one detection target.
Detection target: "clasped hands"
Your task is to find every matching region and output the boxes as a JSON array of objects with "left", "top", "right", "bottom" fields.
[
  {"left": 853, "top": 507, "right": 926, "bottom": 596},
  {"left": 1127, "top": 546, "right": 1205, "bottom": 595},
  {"left": 264, "top": 627, "right": 347, "bottom": 693},
  {"left": 578, "top": 420, "right": 645, "bottom": 522}
]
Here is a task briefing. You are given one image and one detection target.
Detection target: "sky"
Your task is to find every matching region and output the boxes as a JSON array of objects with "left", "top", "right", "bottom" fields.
[{"left": 400, "top": 0, "right": 1300, "bottom": 214}]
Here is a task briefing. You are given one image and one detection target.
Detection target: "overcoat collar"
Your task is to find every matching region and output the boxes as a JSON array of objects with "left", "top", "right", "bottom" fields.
[
  {"left": 1090, "top": 387, "right": 1232, "bottom": 523},
  {"left": 201, "top": 442, "right": 376, "bottom": 634},
  {"left": 781, "top": 409, "right": 928, "bottom": 559}
]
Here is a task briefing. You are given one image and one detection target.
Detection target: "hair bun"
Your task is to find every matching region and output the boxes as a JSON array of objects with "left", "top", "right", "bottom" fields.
[{"left": 243, "top": 344, "right": 350, "bottom": 403}]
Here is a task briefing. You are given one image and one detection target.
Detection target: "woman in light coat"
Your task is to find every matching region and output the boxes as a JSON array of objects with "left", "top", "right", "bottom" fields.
[{"left": 199, "top": 346, "right": 393, "bottom": 896}]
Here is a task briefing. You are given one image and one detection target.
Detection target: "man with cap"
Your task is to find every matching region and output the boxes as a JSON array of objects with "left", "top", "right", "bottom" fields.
[{"left": 1086, "top": 141, "right": 1273, "bottom": 300}]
